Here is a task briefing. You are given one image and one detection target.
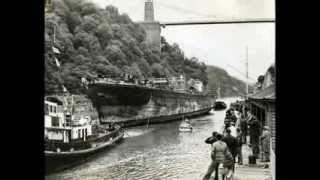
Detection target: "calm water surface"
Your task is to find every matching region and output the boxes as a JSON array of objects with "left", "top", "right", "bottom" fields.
[{"left": 46, "top": 97, "right": 238, "bottom": 180}]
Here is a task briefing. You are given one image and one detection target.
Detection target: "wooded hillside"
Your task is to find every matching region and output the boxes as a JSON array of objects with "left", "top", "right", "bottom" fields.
[{"left": 45, "top": 0, "right": 208, "bottom": 94}]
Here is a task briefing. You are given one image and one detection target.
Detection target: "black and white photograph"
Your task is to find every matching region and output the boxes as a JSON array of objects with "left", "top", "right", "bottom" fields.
[{"left": 44, "top": 0, "right": 275, "bottom": 179}]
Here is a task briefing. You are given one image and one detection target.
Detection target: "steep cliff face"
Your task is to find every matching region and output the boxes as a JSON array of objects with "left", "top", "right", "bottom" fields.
[
  {"left": 72, "top": 95, "right": 99, "bottom": 121},
  {"left": 48, "top": 94, "right": 100, "bottom": 123}
]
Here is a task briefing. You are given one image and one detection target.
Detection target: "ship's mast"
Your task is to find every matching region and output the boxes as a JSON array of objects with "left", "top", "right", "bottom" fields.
[
  {"left": 245, "top": 45, "right": 249, "bottom": 99},
  {"left": 217, "top": 82, "right": 221, "bottom": 99}
]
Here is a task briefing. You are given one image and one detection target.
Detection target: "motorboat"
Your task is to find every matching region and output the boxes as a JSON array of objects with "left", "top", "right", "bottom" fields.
[{"left": 179, "top": 119, "right": 193, "bottom": 132}]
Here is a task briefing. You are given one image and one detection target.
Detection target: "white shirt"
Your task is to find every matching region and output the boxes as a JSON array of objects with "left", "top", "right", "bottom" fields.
[{"left": 229, "top": 125, "right": 237, "bottom": 137}]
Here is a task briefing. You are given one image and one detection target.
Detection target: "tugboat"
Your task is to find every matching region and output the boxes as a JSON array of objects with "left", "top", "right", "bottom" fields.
[
  {"left": 213, "top": 101, "right": 227, "bottom": 110},
  {"left": 44, "top": 95, "right": 124, "bottom": 174}
]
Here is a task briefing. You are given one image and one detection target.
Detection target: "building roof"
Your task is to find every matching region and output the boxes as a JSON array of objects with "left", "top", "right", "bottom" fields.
[{"left": 249, "top": 84, "right": 275, "bottom": 101}]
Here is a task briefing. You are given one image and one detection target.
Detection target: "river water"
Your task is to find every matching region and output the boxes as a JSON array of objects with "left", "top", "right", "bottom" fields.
[{"left": 46, "top": 97, "right": 239, "bottom": 180}]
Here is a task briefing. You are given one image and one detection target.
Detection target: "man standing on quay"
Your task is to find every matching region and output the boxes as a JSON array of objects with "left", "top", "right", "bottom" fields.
[
  {"left": 222, "top": 128, "right": 238, "bottom": 171},
  {"left": 260, "top": 126, "right": 271, "bottom": 162},
  {"left": 240, "top": 113, "right": 248, "bottom": 144},
  {"left": 247, "top": 112, "right": 261, "bottom": 158},
  {"left": 235, "top": 128, "right": 243, "bottom": 165},
  {"left": 203, "top": 134, "right": 229, "bottom": 180},
  {"left": 204, "top": 131, "right": 219, "bottom": 180}
]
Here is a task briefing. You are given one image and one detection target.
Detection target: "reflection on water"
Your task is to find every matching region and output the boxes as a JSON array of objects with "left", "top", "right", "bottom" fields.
[{"left": 46, "top": 98, "right": 237, "bottom": 180}]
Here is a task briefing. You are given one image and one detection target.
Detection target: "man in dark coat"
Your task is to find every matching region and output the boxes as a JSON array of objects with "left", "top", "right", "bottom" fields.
[
  {"left": 246, "top": 111, "right": 254, "bottom": 144},
  {"left": 247, "top": 113, "right": 261, "bottom": 158},
  {"left": 239, "top": 114, "right": 248, "bottom": 144},
  {"left": 235, "top": 128, "right": 243, "bottom": 165},
  {"left": 222, "top": 128, "right": 238, "bottom": 171}
]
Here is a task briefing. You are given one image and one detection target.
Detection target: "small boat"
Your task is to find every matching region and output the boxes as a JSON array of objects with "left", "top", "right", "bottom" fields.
[
  {"left": 214, "top": 101, "right": 227, "bottom": 110},
  {"left": 179, "top": 119, "right": 193, "bottom": 132},
  {"left": 44, "top": 95, "right": 124, "bottom": 174}
]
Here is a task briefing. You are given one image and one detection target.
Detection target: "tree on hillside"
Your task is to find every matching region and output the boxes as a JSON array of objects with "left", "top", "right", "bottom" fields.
[
  {"left": 151, "top": 63, "right": 166, "bottom": 77},
  {"left": 96, "top": 23, "right": 114, "bottom": 47},
  {"left": 206, "top": 65, "right": 247, "bottom": 97},
  {"left": 104, "top": 45, "right": 127, "bottom": 67},
  {"left": 81, "top": 1, "right": 98, "bottom": 16}
]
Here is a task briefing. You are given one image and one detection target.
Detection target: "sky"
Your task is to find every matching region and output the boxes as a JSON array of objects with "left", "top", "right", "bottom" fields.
[{"left": 90, "top": 0, "right": 275, "bottom": 83}]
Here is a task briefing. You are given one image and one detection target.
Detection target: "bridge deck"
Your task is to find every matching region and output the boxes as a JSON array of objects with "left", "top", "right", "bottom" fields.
[{"left": 160, "top": 18, "right": 275, "bottom": 26}]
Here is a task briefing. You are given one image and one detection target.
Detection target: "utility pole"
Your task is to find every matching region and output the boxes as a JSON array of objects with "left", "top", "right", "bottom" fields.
[{"left": 245, "top": 45, "right": 249, "bottom": 99}]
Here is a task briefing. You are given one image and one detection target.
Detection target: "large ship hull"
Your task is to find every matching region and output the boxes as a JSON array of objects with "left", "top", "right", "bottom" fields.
[
  {"left": 115, "top": 107, "right": 212, "bottom": 128},
  {"left": 87, "top": 83, "right": 215, "bottom": 127}
]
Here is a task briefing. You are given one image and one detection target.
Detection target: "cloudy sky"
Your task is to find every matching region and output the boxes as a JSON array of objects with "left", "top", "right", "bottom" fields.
[{"left": 90, "top": 0, "right": 275, "bottom": 83}]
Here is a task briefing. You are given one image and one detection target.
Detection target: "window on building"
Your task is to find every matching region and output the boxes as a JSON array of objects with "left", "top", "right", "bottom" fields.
[
  {"left": 51, "top": 116, "right": 59, "bottom": 127},
  {"left": 65, "top": 115, "right": 71, "bottom": 125},
  {"left": 50, "top": 105, "right": 52, "bottom": 113}
]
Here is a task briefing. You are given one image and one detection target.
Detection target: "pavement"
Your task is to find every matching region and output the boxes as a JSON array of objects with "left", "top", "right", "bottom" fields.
[{"left": 210, "top": 139, "right": 272, "bottom": 180}]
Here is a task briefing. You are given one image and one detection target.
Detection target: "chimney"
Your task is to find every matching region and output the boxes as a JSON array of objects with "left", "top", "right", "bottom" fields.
[{"left": 144, "top": 0, "right": 154, "bottom": 21}]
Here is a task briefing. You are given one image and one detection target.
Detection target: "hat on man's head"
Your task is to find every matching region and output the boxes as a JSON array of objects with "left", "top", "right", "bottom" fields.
[
  {"left": 212, "top": 131, "right": 218, "bottom": 137},
  {"left": 215, "top": 133, "right": 223, "bottom": 140},
  {"left": 226, "top": 128, "right": 231, "bottom": 134}
]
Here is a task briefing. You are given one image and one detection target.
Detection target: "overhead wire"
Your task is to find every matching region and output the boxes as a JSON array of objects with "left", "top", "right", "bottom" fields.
[
  {"left": 155, "top": 1, "right": 228, "bottom": 20},
  {"left": 227, "top": 64, "right": 256, "bottom": 81}
]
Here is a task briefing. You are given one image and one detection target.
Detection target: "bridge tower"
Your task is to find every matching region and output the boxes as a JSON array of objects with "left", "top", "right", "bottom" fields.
[
  {"left": 139, "top": 0, "right": 161, "bottom": 53},
  {"left": 144, "top": 0, "right": 154, "bottom": 21}
]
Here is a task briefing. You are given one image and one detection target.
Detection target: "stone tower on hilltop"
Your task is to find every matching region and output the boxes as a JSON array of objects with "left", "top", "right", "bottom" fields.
[{"left": 139, "top": 0, "right": 161, "bottom": 53}]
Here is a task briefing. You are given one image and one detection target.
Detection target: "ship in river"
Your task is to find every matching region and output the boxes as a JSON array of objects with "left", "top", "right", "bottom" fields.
[
  {"left": 45, "top": 95, "right": 124, "bottom": 174},
  {"left": 84, "top": 75, "right": 216, "bottom": 128}
]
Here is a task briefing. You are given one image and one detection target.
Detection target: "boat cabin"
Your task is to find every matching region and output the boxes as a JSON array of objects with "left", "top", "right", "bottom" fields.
[{"left": 45, "top": 96, "right": 93, "bottom": 143}]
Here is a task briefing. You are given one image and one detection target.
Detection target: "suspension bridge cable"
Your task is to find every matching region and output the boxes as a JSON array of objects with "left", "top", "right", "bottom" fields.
[
  {"left": 227, "top": 64, "right": 256, "bottom": 81},
  {"left": 154, "top": 1, "right": 230, "bottom": 20}
]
